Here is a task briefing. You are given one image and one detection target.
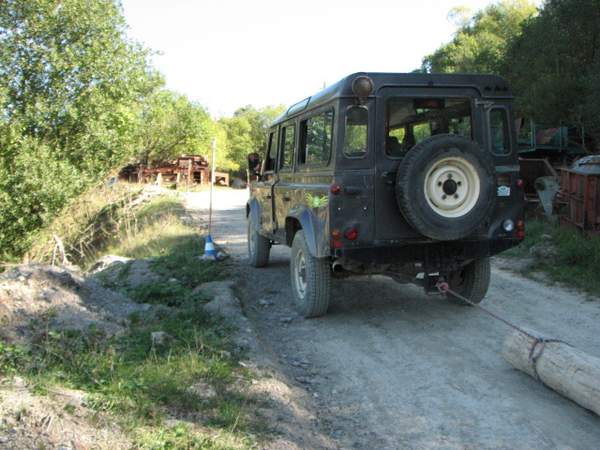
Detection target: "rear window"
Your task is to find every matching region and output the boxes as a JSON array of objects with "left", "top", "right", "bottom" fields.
[
  {"left": 344, "top": 106, "right": 368, "bottom": 157},
  {"left": 299, "top": 110, "right": 334, "bottom": 166},
  {"left": 490, "top": 108, "right": 511, "bottom": 155},
  {"left": 385, "top": 97, "right": 472, "bottom": 158}
]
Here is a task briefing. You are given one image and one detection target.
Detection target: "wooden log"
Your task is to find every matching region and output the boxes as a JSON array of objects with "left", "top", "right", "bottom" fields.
[{"left": 502, "top": 330, "right": 600, "bottom": 416}]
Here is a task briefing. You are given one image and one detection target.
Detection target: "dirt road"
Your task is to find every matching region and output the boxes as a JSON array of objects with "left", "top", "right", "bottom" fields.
[{"left": 186, "top": 188, "right": 600, "bottom": 450}]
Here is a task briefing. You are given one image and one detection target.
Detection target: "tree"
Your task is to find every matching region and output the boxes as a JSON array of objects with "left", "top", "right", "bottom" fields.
[
  {"left": 0, "top": 0, "right": 159, "bottom": 259},
  {"left": 219, "top": 105, "right": 284, "bottom": 172},
  {"left": 503, "top": 0, "right": 600, "bottom": 144},
  {"left": 422, "top": 0, "right": 537, "bottom": 74},
  {"left": 137, "top": 90, "right": 213, "bottom": 165}
]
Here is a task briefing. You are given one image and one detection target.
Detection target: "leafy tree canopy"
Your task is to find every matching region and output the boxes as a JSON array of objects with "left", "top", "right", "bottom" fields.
[
  {"left": 0, "top": 0, "right": 159, "bottom": 259},
  {"left": 219, "top": 105, "right": 284, "bottom": 172},
  {"left": 422, "top": 0, "right": 537, "bottom": 74},
  {"left": 137, "top": 90, "right": 213, "bottom": 165},
  {"left": 503, "top": 0, "right": 600, "bottom": 142}
]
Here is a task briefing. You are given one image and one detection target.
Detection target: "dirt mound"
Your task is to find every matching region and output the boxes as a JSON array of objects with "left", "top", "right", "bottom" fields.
[
  {"left": 0, "top": 377, "right": 130, "bottom": 449},
  {"left": 0, "top": 264, "right": 150, "bottom": 344},
  {"left": 0, "top": 263, "right": 152, "bottom": 449}
]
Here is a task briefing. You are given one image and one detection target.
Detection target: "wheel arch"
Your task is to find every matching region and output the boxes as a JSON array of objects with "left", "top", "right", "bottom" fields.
[
  {"left": 285, "top": 207, "right": 329, "bottom": 258},
  {"left": 285, "top": 217, "right": 301, "bottom": 247}
]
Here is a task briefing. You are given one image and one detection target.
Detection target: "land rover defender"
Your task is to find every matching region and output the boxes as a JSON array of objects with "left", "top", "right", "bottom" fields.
[{"left": 246, "top": 72, "right": 525, "bottom": 317}]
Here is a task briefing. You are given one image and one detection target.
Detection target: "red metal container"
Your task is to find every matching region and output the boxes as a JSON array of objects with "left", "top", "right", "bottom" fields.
[{"left": 558, "top": 156, "right": 600, "bottom": 235}]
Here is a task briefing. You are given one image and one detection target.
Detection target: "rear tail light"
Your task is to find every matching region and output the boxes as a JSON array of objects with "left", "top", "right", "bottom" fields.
[
  {"left": 516, "top": 179, "right": 524, "bottom": 189},
  {"left": 517, "top": 220, "right": 525, "bottom": 240},
  {"left": 331, "top": 228, "right": 343, "bottom": 249},
  {"left": 344, "top": 228, "right": 359, "bottom": 241},
  {"left": 330, "top": 184, "right": 342, "bottom": 195}
]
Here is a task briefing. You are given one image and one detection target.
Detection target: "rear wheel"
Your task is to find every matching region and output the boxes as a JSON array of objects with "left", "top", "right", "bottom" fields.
[
  {"left": 447, "top": 257, "right": 491, "bottom": 305},
  {"left": 247, "top": 216, "right": 270, "bottom": 267},
  {"left": 290, "top": 230, "right": 330, "bottom": 318}
]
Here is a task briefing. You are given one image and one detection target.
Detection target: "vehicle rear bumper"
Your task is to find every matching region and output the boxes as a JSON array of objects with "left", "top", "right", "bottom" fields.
[{"left": 332, "top": 238, "right": 520, "bottom": 266}]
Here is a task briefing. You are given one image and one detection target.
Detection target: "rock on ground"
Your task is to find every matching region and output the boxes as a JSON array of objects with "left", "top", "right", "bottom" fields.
[
  {"left": 195, "top": 280, "right": 261, "bottom": 355},
  {"left": 92, "top": 257, "right": 162, "bottom": 290}
]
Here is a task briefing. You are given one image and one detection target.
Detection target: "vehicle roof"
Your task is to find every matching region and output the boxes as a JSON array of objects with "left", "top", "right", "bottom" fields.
[{"left": 272, "top": 72, "right": 512, "bottom": 126}]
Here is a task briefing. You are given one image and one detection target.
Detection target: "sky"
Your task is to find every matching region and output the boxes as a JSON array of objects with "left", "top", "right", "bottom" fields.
[{"left": 121, "top": 0, "right": 521, "bottom": 117}]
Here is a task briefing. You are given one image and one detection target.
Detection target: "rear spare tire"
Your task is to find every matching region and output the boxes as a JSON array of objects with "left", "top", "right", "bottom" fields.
[{"left": 395, "top": 134, "right": 496, "bottom": 241}]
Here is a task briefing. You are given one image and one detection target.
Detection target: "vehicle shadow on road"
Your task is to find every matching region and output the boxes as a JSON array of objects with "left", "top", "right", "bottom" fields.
[{"left": 328, "top": 275, "right": 468, "bottom": 317}]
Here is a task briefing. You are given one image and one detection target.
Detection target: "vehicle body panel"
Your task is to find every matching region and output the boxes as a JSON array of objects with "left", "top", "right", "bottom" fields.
[{"left": 247, "top": 72, "right": 524, "bottom": 271}]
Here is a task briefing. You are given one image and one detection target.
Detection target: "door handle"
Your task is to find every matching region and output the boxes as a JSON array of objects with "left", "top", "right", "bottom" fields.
[
  {"left": 266, "top": 195, "right": 272, "bottom": 199},
  {"left": 283, "top": 196, "right": 291, "bottom": 202}
]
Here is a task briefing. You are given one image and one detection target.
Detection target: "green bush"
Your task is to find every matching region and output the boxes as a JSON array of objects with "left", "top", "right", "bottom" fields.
[
  {"left": 505, "top": 219, "right": 600, "bottom": 295},
  {"left": 0, "top": 0, "right": 160, "bottom": 261}
]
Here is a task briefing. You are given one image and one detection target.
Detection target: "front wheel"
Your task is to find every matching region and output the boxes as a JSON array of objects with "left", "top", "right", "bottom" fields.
[
  {"left": 447, "top": 257, "right": 491, "bottom": 305},
  {"left": 290, "top": 230, "right": 330, "bottom": 318},
  {"left": 247, "top": 216, "right": 270, "bottom": 267}
]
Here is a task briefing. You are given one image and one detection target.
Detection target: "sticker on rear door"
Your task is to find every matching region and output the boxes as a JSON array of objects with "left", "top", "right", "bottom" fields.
[{"left": 497, "top": 186, "right": 511, "bottom": 197}]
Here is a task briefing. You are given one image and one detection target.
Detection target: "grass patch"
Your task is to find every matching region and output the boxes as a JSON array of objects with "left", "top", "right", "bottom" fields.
[
  {"left": 100, "top": 194, "right": 224, "bottom": 305},
  {"left": 2, "top": 192, "right": 262, "bottom": 448},
  {"left": 3, "top": 300, "right": 259, "bottom": 448},
  {"left": 503, "top": 219, "right": 600, "bottom": 296},
  {"left": 24, "top": 182, "right": 143, "bottom": 267},
  {"left": 134, "top": 423, "right": 254, "bottom": 450},
  {"left": 134, "top": 196, "right": 187, "bottom": 226}
]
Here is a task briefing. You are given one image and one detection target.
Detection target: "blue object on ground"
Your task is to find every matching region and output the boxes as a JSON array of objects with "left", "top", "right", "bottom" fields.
[{"left": 202, "top": 234, "right": 218, "bottom": 260}]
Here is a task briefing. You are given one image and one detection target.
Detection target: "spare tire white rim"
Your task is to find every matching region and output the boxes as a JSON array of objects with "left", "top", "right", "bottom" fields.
[{"left": 424, "top": 156, "right": 480, "bottom": 218}]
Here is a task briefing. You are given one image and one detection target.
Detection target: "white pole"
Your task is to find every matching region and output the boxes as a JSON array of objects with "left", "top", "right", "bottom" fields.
[{"left": 209, "top": 138, "right": 216, "bottom": 235}]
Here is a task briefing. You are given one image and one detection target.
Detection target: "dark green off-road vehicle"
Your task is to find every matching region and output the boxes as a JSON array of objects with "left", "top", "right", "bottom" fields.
[{"left": 246, "top": 72, "right": 525, "bottom": 317}]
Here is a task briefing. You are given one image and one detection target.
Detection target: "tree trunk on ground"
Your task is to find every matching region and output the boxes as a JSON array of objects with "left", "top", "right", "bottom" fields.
[{"left": 502, "top": 330, "right": 600, "bottom": 416}]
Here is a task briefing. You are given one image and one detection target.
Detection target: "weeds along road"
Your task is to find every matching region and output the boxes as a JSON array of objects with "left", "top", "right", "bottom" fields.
[{"left": 186, "top": 187, "right": 600, "bottom": 450}]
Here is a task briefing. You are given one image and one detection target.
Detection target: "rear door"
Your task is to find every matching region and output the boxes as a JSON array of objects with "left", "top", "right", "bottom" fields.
[{"left": 374, "top": 86, "right": 483, "bottom": 241}]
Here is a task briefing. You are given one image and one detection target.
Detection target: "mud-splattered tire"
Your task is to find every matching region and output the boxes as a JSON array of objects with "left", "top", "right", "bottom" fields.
[
  {"left": 290, "top": 230, "right": 330, "bottom": 318},
  {"left": 447, "top": 257, "right": 491, "bottom": 306},
  {"left": 247, "top": 216, "right": 270, "bottom": 267}
]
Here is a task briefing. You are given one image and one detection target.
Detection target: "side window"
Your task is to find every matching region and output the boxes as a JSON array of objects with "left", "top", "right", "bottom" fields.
[
  {"left": 490, "top": 108, "right": 511, "bottom": 154},
  {"left": 344, "top": 106, "right": 368, "bottom": 157},
  {"left": 263, "top": 131, "right": 276, "bottom": 172},
  {"left": 279, "top": 124, "right": 295, "bottom": 169},
  {"left": 299, "top": 110, "right": 334, "bottom": 166}
]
